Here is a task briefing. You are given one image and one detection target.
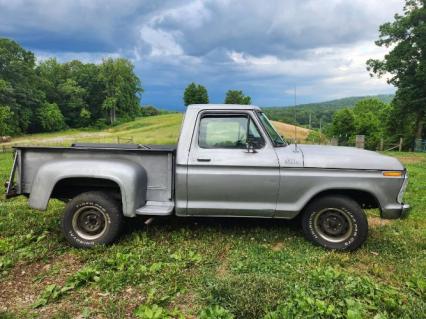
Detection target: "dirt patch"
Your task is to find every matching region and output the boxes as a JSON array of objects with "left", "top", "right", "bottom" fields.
[
  {"left": 368, "top": 217, "right": 392, "bottom": 228},
  {"left": 271, "top": 241, "right": 285, "bottom": 252},
  {"left": 216, "top": 244, "right": 231, "bottom": 278},
  {"left": 394, "top": 155, "right": 424, "bottom": 164},
  {"left": 0, "top": 253, "right": 83, "bottom": 314},
  {"left": 173, "top": 291, "right": 198, "bottom": 319}
]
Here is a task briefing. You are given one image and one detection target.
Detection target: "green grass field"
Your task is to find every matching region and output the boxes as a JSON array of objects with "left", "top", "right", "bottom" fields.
[
  {"left": 2, "top": 114, "right": 183, "bottom": 148},
  {"left": 0, "top": 116, "right": 425, "bottom": 318},
  {"left": 1, "top": 113, "right": 311, "bottom": 149}
]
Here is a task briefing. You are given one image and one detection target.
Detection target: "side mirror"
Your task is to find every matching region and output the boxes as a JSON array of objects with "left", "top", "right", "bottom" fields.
[{"left": 246, "top": 136, "right": 261, "bottom": 153}]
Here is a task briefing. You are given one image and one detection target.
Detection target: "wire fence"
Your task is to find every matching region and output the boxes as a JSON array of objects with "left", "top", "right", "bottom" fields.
[
  {"left": 415, "top": 139, "right": 426, "bottom": 152},
  {"left": 0, "top": 145, "right": 13, "bottom": 153}
]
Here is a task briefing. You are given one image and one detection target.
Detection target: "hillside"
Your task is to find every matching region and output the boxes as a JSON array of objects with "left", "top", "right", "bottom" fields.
[
  {"left": 268, "top": 94, "right": 394, "bottom": 110},
  {"left": 271, "top": 121, "right": 311, "bottom": 141},
  {"left": 2, "top": 113, "right": 311, "bottom": 147},
  {"left": 264, "top": 94, "right": 394, "bottom": 128}
]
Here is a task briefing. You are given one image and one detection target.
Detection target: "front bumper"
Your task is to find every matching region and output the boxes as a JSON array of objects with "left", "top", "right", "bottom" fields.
[{"left": 381, "top": 203, "right": 411, "bottom": 219}]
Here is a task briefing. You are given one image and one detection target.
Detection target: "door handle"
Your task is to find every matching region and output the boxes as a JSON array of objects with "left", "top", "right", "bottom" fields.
[{"left": 197, "top": 158, "right": 211, "bottom": 162}]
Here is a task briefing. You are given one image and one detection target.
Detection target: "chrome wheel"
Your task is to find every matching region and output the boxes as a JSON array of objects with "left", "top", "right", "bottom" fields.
[
  {"left": 312, "top": 208, "right": 353, "bottom": 243},
  {"left": 71, "top": 206, "right": 108, "bottom": 240}
]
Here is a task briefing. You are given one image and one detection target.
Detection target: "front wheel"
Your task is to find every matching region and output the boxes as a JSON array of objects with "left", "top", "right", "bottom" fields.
[
  {"left": 61, "top": 191, "right": 123, "bottom": 248},
  {"left": 301, "top": 195, "right": 368, "bottom": 251}
]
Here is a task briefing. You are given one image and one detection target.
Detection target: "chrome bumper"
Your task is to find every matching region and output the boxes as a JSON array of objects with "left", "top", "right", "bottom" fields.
[{"left": 381, "top": 203, "right": 410, "bottom": 219}]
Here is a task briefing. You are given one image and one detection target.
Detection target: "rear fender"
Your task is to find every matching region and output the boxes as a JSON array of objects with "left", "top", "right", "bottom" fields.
[{"left": 29, "top": 159, "right": 147, "bottom": 217}]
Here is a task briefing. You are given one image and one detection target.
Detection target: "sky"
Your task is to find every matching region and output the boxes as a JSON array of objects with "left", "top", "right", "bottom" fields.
[{"left": 0, "top": 0, "right": 404, "bottom": 111}]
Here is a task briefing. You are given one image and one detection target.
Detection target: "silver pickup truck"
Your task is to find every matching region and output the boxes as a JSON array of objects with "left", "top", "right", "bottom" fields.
[{"left": 5, "top": 104, "right": 409, "bottom": 250}]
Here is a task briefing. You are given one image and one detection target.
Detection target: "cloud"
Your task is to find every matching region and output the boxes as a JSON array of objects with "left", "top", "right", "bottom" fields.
[
  {"left": 139, "top": 26, "right": 183, "bottom": 57},
  {"left": 0, "top": 0, "right": 404, "bottom": 108}
]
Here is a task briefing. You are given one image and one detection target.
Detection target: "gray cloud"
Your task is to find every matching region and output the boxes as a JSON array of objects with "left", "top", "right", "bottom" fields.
[
  {"left": 0, "top": 0, "right": 403, "bottom": 108},
  {"left": 144, "top": 0, "right": 402, "bottom": 57}
]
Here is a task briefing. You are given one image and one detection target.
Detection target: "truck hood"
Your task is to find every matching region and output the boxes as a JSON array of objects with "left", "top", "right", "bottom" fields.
[{"left": 296, "top": 144, "right": 404, "bottom": 170}]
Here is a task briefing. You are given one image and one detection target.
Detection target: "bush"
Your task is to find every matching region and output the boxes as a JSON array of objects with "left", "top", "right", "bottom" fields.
[
  {"left": 0, "top": 105, "right": 14, "bottom": 136},
  {"left": 36, "top": 102, "right": 66, "bottom": 132},
  {"left": 140, "top": 105, "right": 161, "bottom": 117}
]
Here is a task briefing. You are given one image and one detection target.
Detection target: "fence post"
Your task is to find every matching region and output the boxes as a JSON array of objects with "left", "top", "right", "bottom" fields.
[
  {"left": 399, "top": 138, "right": 403, "bottom": 152},
  {"left": 380, "top": 138, "right": 384, "bottom": 151},
  {"left": 355, "top": 135, "right": 365, "bottom": 149}
]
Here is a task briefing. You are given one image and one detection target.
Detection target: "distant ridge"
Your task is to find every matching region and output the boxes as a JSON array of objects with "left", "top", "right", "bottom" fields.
[
  {"left": 267, "top": 94, "right": 394, "bottom": 109},
  {"left": 263, "top": 94, "right": 394, "bottom": 129}
]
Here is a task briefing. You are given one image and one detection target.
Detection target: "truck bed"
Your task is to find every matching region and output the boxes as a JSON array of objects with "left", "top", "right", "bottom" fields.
[{"left": 6, "top": 144, "right": 176, "bottom": 215}]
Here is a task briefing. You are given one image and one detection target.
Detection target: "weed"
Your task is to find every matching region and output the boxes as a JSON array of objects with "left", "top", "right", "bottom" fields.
[
  {"left": 32, "top": 266, "right": 100, "bottom": 308},
  {"left": 134, "top": 304, "right": 184, "bottom": 319},
  {"left": 199, "top": 305, "right": 234, "bottom": 319}
]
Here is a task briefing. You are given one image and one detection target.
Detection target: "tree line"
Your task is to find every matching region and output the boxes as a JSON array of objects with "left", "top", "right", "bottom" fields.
[
  {"left": 0, "top": 38, "right": 143, "bottom": 136},
  {"left": 325, "top": 98, "right": 393, "bottom": 149},
  {"left": 183, "top": 82, "right": 252, "bottom": 106},
  {"left": 263, "top": 95, "right": 393, "bottom": 130}
]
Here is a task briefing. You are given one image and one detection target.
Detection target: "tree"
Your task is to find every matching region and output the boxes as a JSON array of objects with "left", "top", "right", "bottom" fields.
[
  {"left": 367, "top": 0, "right": 426, "bottom": 142},
  {"left": 36, "top": 58, "right": 64, "bottom": 104},
  {"left": 0, "top": 38, "right": 44, "bottom": 134},
  {"left": 65, "top": 61, "right": 104, "bottom": 121},
  {"left": 57, "top": 79, "right": 87, "bottom": 127},
  {"left": 353, "top": 99, "right": 390, "bottom": 149},
  {"left": 331, "top": 108, "right": 356, "bottom": 146},
  {"left": 0, "top": 105, "right": 13, "bottom": 136},
  {"left": 0, "top": 38, "right": 144, "bottom": 134},
  {"left": 99, "top": 58, "right": 143, "bottom": 124},
  {"left": 224, "top": 90, "right": 251, "bottom": 105},
  {"left": 36, "top": 102, "right": 66, "bottom": 132},
  {"left": 183, "top": 82, "right": 209, "bottom": 106}
]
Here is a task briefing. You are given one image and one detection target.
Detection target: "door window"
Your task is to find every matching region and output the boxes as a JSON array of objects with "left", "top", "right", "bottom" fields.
[{"left": 198, "top": 115, "right": 264, "bottom": 149}]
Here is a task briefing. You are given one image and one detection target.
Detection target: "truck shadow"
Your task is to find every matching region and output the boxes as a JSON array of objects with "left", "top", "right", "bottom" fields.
[{"left": 122, "top": 215, "right": 302, "bottom": 237}]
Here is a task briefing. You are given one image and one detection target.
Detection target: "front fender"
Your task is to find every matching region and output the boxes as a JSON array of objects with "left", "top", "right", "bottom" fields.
[
  {"left": 29, "top": 159, "right": 147, "bottom": 217},
  {"left": 276, "top": 168, "right": 404, "bottom": 218}
]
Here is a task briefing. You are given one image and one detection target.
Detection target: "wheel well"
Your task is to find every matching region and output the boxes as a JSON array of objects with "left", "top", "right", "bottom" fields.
[
  {"left": 304, "top": 189, "right": 380, "bottom": 211},
  {"left": 51, "top": 177, "right": 122, "bottom": 202}
]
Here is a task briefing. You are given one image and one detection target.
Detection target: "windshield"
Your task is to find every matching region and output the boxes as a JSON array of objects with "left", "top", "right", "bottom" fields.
[{"left": 257, "top": 112, "right": 287, "bottom": 147}]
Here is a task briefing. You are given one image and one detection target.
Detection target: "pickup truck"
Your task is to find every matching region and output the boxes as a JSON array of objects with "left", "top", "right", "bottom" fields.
[{"left": 5, "top": 104, "right": 410, "bottom": 251}]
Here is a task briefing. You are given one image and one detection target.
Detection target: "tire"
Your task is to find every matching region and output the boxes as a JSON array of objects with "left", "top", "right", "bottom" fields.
[
  {"left": 61, "top": 191, "right": 123, "bottom": 248},
  {"left": 301, "top": 195, "right": 368, "bottom": 251}
]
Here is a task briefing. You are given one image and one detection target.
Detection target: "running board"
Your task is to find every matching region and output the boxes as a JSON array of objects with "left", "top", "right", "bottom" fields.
[{"left": 135, "top": 201, "right": 174, "bottom": 216}]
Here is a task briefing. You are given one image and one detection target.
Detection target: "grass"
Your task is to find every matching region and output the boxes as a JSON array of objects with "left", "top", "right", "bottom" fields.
[
  {"left": 1, "top": 114, "right": 311, "bottom": 148},
  {"left": 0, "top": 115, "right": 425, "bottom": 318},
  {"left": 2, "top": 113, "right": 183, "bottom": 147}
]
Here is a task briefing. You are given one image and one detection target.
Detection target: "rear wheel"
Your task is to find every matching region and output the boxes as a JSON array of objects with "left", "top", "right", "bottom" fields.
[
  {"left": 61, "top": 191, "right": 122, "bottom": 248},
  {"left": 301, "top": 195, "right": 368, "bottom": 251}
]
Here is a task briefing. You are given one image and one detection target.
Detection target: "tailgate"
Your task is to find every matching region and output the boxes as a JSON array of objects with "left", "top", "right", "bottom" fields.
[{"left": 5, "top": 150, "right": 20, "bottom": 198}]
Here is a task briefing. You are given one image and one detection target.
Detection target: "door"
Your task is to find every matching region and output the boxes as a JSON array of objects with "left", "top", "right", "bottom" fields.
[{"left": 187, "top": 111, "right": 280, "bottom": 217}]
